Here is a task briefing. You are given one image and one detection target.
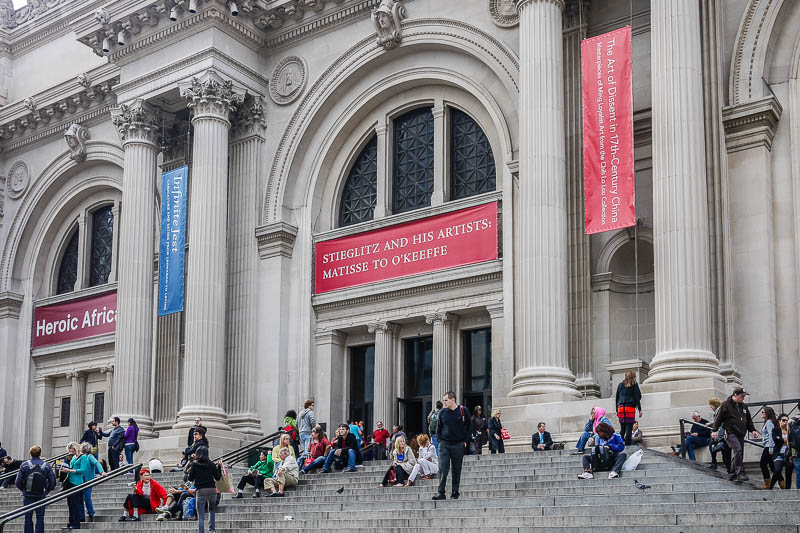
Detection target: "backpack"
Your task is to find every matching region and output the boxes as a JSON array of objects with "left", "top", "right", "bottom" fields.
[
  {"left": 24, "top": 461, "right": 47, "bottom": 495},
  {"left": 283, "top": 424, "right": 298, "bottom": 442},
  {"left": 789, "top": 418, "right": 800, "bottom": 451},
  {"left": 428, "top": 410, "right": 439, "bottom": 435}
]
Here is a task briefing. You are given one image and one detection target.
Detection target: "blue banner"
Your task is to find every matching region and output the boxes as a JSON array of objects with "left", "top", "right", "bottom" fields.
[{"left": 158, "top": 166, "right": 188, "bottom": 316}]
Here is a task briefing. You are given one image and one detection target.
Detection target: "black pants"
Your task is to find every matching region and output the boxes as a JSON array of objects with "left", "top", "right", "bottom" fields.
[
  {"left": 619, "top": 422, "right": 634, "bottom": 446},
  {"left": 438, "top": 442, "right": 465, "bottom": 495},
  {"left": 769, "top": 455, "right": 794, "bottom": 489},
  {"left": 67, "top": 490, "right": 84, "bottom": 529},
  {"left": 760, "top": 447, "right": 775, "bottom": 479},
  {"left": 237, "top": 474, "right": 264, "bottom": 491},
  {"left": 124, "top": 494, "right": 152, "bottom": 516},
  {"left": 381, "top": 465, "right": 407, "bottom": 486},
  {"left": 726, "top": 433, "right": 745, "bottom": 478},
  {"left": 166, "top": 491, "right": 193, "bottom": 517},
  {"left": 710, "top": 440, "right": 732, "bottom": 471},
  {"left": 582, "top": 451, "right": 628, "bottom": 473},
  {"left": 108, "top": 447, "right": 121, "bottom": 471}
]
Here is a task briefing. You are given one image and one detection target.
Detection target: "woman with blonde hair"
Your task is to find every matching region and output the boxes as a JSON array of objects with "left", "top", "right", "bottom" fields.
[
  {"left": 378, "top": 436, "right": 416, "bottom": 487},
  {"left": 615, "top": 369, "right": 642, "bottom": 445},
  {"left": 272, "top": 433, "right": 296, "bottom": 463},
  {"left": 488, "top": 408, "right": 505, "bottom": 454},
  {"left": 406, "top": 433, "right": 438, "bottom": 486},
  {"left": 59, "top": 442, "right": 91, "bottom": 529}
]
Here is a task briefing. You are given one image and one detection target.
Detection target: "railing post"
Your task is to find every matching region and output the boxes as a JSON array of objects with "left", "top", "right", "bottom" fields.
[{"left": 679, "top": 419, "right": 687, "bottom": 459}]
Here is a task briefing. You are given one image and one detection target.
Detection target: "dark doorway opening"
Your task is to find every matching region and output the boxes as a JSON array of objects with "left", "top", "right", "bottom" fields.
[
  {"left": 462, "top": 327, "right": 492, "bottom": 418},
  {"left": 402, "top": 336, "right": 433, "bottom": 437},
  {"left": 348, "top": 344, "right": 374, "bottom": 432}
]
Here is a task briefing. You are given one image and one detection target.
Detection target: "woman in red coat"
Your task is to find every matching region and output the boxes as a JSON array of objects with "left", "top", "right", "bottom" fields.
[{"left": 120, "top": 468, "right": 168, "bottom": 521}]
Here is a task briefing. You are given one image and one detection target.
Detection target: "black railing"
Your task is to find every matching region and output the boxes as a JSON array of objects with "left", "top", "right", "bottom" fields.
[
  {"left": 678, "top": 418, "right": 763, "bottom": 460},
  {"left": 215, "top": 430, "right": 283, "bottom": 466},
  {"left": 0, "top": 462, "right": 141, "bottom": 533},
  {"left": 743, "top": 398, "right": 800, "bottom": 420},
  {"left": 0, "top": 452, "right": 71, "bottom": 485}
]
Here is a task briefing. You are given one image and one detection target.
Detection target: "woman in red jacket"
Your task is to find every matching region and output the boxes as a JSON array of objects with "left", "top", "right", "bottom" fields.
[{"left": 119, "top": 468, "right": 168, "bottom": 521}]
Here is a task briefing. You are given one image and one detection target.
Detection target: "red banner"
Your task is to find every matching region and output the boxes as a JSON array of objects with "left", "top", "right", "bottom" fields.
[
  {"left": 33, "top": 291, "right": 117, "bottom": 348},
  {"left": 582, "top": 26, "right": 635, "bottom": 234},
  {"left": 315, "top": 202, "right": 498, "bottom": 294}
]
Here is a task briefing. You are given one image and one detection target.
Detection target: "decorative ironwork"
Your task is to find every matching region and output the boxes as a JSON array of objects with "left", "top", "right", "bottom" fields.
[
  {"left": 56, "top": 229, "right": 79, "bottom": 295},
  {"left": 89, "top": 206, "right": 114, "bottom": 287},
  {"left": 451, "top": 109, "right": 496, "bottom": 200},
  {"left": 393, "top": 107, "right": 434, "bottom": 213},
  {"left": 339, "top": 136, "right": 378, "bottom": 227}
]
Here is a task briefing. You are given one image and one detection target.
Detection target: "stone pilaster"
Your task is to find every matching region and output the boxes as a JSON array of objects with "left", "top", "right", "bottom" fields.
[
  {"left": 100, "top": 364, "right": 114, "bottom": 423},
  {"left": 313, "top": 329, "right": 347, "bottom": 430},
  {"left": 425, "top": 312, "right": 454, "bottom": 404},
  {"left": 226, "top": 96, "right": 266, "bottom": 435},
  {"left": 110, "top": 99, "right": 161, "bottom": 436},
  {"left": 511, "top": 0, "right": 579, "bottom": 397},
  {"left": 67, "top": 371, "right": 87, "bottom": 443},
  {"left": 646, "top": 0, "right": 722, "bottom": 383},
  {"left": 32, "top": 376, "right": 55, "bottom": 457},
  {"left": 175, "top": 71, "right": 245, "bottom": 430},
  {"left": 368, "top": 321, "right": 396, "bottom": 427}
]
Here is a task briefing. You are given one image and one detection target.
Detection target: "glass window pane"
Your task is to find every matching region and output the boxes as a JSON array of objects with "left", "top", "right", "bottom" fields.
[
  {"left": 339, "top": 136, "right": 378, "bottom": 227},
  {"left": 404, "top": 336, "right": 433, "bottom": 398},
  {"left": 349, "top": 345, "right": 375, "bottom": 430},
  {"left": 463, "top": 328, "right": 492, "bottom": 392},
  {"left": 93, "top": 392, "right": 105, "bottom": 423},
  {"left": 89, "top": 206, "right": 114, "bottom": 287},
  {"left": 450, "top": 109, "right": 496, "bottom": 200},
  {"left": 57, "top": 230, "right": 79, "bottom": 295},
  {"left": 60, "top": 397, "right": 71, "bottom": 428},
  {"left": 393, "top": 107, "right": 434, "bottom": 213}
]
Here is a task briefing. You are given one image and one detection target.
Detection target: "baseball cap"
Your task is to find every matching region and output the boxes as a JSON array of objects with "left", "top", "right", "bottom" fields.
[{"left": 732, "top": 386, "right": 749, "bottom": 396}]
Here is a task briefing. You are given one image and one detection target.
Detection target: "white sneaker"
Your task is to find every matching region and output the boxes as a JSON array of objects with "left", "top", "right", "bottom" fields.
[
  {"left": 608, "top": 471, "right": 619, "bottom": 479},
  {"left": 577, "top": 471, "right": 593, "bottom": 479}
]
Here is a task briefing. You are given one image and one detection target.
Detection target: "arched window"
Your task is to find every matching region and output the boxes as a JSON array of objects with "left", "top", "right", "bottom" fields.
[
  {"left": 339, "top": 136, "right": 378, "bottom": 227},
  {"left": 89, "top": 205, "right": 114, "bottom": 286},
  {"left": 393, "top": 107, "right": 435, "bottom": 213},
  {"left": 57, "top": 230, "right": 80, "bottom": 295},
  {"left": 450, "top": 109, "right": 496, "bottom": 200}
]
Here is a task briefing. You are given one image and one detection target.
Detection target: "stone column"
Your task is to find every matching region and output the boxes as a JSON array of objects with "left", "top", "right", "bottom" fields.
[
  {"left": 487, "top": 304, "right": 510, "bottom": 399},
  {"left": 31, "top": 376, "right": 55, "bottom": 457},
  {"left": 100, "top": 364, "right": 114, "bottom": 423},
  {"left": 425, "top": 312, "right": 454, "bottom": 403},
  {"left": 511, "top": 0, "right": 579, "bottom": 397},
  {"left": 314, "top": 330, "right": 347, "bottom": 430},
  {"left": 67, "top": 371, "right": 87, "bottom": 443},
  {"left": 226, "top": 96, "right": 266, "bottom": 435},
  {"left": 645, "top": 0, "right": 722, "bottom": 383},
  {"left": 368, "top": 321, "right": 396, "bottom": 427},
  {"left": 110, "top": 99, "right": 161, "bottom": 436},
  {"left": 431, "top": 104, "right": 449, "bottom": 206},
  {"left": 175, "top": 71, "right": 245, "bottom": 430},
  {"left": 153, "top": 312, "right": 181, "bottom": 431}
]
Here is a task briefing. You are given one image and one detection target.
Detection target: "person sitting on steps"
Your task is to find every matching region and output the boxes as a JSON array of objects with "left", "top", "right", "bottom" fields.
[
  {"left": 300, "top": 426, "right": 330, "bottom": 474},
  {"left": 406, "top": 433, "right": 438, "bottom": 486},
  {"left": 266, "top": 447, "right": 299, "bottom": 497},
  {"left": 671, "top": 411, "right": 711, "bottom": 461},
  {"left": 272, "top": 434, "right": 295, "bottom": 464},
  {"left": 573, "top": 407, "right": 613, "bottom": 454},
  {"left": 234, "top": 450, "right": 273, "bottom": 498},
  {"left": 379, "top": 435, "right": 416, "bottom": 487},
  {"left": 577, "top": 422, "right": 627, "bottom": 480},
  {"left": 532, "top": 422, "right": 553, "bottom": 451},
  {"left": 322, "top": 424, "right": 359, "bottom": 473},
  {"left": 120, "top": 467, "right": 167, "bottom": 522},
  {"left": 631, "top": 421, "right": 643, "bottom": 445}
]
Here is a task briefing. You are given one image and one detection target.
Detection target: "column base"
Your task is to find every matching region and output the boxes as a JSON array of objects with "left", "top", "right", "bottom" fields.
[
  {"left": 174, "top": 406, "right": 231, "bottom": 431},
  {"left": 112, "top": 414, "right": 156, "bottom": 439},
  {"left": 719, "top": 361, "right": 742, "bottom": 385},
  {"left": 574, "top": 377, "right": 601, "bottom": 399},
  {"left": 643, "top": 349, "right": 724, "bottom": 384},
  {"left": 228, "top": 413, "right": 264, "bottom": 437},
  {"left": 509, "top": 366, "right": 582, "bottom": 398}
]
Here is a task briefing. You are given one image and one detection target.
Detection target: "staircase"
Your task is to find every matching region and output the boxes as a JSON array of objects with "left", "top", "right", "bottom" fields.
[{"left": 1, "top": 448, "right": 799, "bottom": 532}]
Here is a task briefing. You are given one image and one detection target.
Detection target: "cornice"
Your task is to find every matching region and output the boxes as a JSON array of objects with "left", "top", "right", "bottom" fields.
[
  {"left": 34, "top": 283, "right": 117, "bottom": 308},
  {"left": 0, "top": 290, "right": 23, "bottom": 319},
  {"left": 3, "top": 0, "right": 105, "bottom": 56},
  {"left": 255, "top": 221, "right": 298, "bottom": 259},
  {"left": 722, "top": 95, "right": 782, "bottom": 153},
  {"left": 2, "top": 104, "right": 115, "bottom": 155}
]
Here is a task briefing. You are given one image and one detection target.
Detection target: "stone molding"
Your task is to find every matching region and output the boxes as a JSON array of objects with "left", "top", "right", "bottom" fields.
[
  {"left": 255, "top": 221, "right": 298, "bottom": 259},
  {"left": 490, "top": 0, "right": 519, "bottom": 28},
  {"left": 486, "top": 302, "right": 504, "bottom": 318},
  {"left": 515, "top": 0, "right": 564, "bottom": 14},
  {"left": 0, "top": 291, "right": 23, "bottom": 319},
  {"left": 269, "top": 55, "right": 307, "bottom": 105},
  {"left": 424, "top": 311, "right": 451, "bottom": 325},
  {"left": 729, "top": 0, "right": 780, "bottom": 105},
  {"left": 722, "top": 95, "right": 783, "bottom": 153},
  {"left": 231, "top": 94, "right": 267, "bottom": 141},
  {"left": 32, "top": 333, "right": 115, "bottom": 360},
  {"left": 314, "top": 328, "right": 347, "bottom": 345},
  {"left": 366, "top": 320, "right": 396, "bottom": 334},
  {"left": 180, "top": 70, "right": 245, "bottom": 122},
  {"left": 111, "top": 99, "right": 161, "bottom": 146},
  {"left": 33, "top": 283, "right": 118, "bottom": 308}
]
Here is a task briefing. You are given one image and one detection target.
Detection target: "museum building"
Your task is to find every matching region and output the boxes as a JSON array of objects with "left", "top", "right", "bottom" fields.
[{"left": 0, "top": 0, "right": 799, "bottom": 457}]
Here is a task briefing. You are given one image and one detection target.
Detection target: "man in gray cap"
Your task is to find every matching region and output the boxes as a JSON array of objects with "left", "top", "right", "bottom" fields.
[{"left": 711, "top": 387, "right": 759, "bottom": 483}]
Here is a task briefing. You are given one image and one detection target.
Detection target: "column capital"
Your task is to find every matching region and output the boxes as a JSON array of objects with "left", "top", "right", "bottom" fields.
[
  {"left": 516, "top": 0, "right": 565, "bottom": 13},
  {"left": 0, "top": 291, "right": 23, "bottom": 319},
  {"left": 425, "top": 311, "right": 451, "bottom": 325},
  {"left": 367, "top": 320, "right": 396, "bottom": 334},
  {"left": 99, "top": 363, "right": 114, "bottom": 374},
  {"left": 314, "top": 328, "right": 347, "bottom": 345},
  {"left": 111, "top": 99, "right": 161, "bottom": 147},
  {"left": 722, "top": 95, "right": 783, "bottom": 153},
  {"left": 486, "top": 303, "right": 505, "bottom": 319},
  {"left": 65, "top": 370, "right": 84, "bottom": 380},
  {"left": 231, "top": 95, "right": 267, "bottom": 142},
  {"left": 180, "top": 70, "right": 246, "bottom": 123},
  {"left": 255, "top": 222, "right": 298, "bottom": 259}
]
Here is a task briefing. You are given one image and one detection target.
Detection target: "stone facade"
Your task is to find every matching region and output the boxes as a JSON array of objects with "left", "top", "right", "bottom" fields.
[{"left": 0, "top": 0, "right": 799, "bottom": 458}]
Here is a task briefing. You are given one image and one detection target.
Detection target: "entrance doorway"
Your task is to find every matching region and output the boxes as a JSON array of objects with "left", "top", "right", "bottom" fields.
[
  {"left": 348, "top": 344, "right": 374, "bottom": 431},
  {"left": 402, "top": 336, "right": 433, "bottom": 436},
  {"left": 462, "top": 328, "right": 492, "bottom": 418}
]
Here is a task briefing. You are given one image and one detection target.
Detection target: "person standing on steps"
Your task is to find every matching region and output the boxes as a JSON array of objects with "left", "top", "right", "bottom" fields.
[
  {"left": 79, "top": 422, "right": 102, "bottom": 458},
  {"left": 297, "top": 400, "right": 316, "bottom": 456},
  {"left": 15, "top": 445, "right": 56, "bottom": 533},
  {"left": 186, "top": 446, "right": 222, "bottom": 532},
  {"left": 372, "top": 421, "right": 391, "bottom": 461},
  {"left": 80, "top": 443, "right": 106, "bottom": 523},
  {"left": 758, "top": 407, "right": 778, "bottom": 488},
  {"left": 432, "top": 391, "right": 472, "bottom": 501},
  {"left": 707, "top": 397, "right": 732, "bottom": 473},
  {"left": 766, "top": 413, "right": 793, "bottom": 490},
  {"left": 711, "top": 386, "right": 759, "bottom": 484},
  {"left": 487, "top": 408, "right": 505, "bottom": 454},
  {"left": 123, "top": 418, "right": 139, "bottom": 469},
  {"left": 471, "top": 406, "right": 488, "bottom": 455},
  {"left": 428, "top": 401, "right": 443, "bottom": 451},
  {"left": 102, "top": 417, "right": 124, "bottom": 471},
  {"left": 615, "top": 370, "right": 642, "bottom": 445}
]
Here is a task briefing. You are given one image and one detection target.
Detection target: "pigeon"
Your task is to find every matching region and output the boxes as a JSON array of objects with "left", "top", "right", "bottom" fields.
[
  {"left": 634, "top": 479, "right": 651, "bottom": 490},
  {"left": 336, "top": 487, "right": 344, "bottom": 494}
]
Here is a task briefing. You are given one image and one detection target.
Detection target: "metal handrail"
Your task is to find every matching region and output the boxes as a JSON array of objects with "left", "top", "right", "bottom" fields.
[
  {"left": 0, "top": 462, "right": 141, "bottom": 533},
  {"left": 213, "top": 430, "right": 284, "bottom": 466},
  {"left": 0, "top": 452, "right": 71, "bottom": 483},
  {"left": 743, "top": 398, "right": 800, "bottom": 420},
  {"left": 677, "top": 418, "right": 763, "bottom": 460}
]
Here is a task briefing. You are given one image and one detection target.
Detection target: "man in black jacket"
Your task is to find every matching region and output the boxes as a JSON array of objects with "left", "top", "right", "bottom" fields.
[
  {"left": 187, "top": 418, "right": 207, "bottom": 448},
  {"left": 712, "top": 387, "right": 759, "bottom": 483},
  {"left": 433, "top": 391, "right": 472, "bottom": 501},
  {"left": 531, "top": 422, "right": 553, "bottom": 451},
  {"left": 673, "top": 411, "right": 711, "bottom": 461},
  {"left": 1, "top": 456, "right": 23, "bottom": 489},
  {"left": 322, "top": 424, "right": 358, "bottom": 473}
]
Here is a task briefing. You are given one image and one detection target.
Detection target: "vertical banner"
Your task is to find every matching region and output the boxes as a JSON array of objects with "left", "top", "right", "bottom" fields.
[
  {"left": 158, "top": 165, "right": 188, "bottom": 316},
  {"left": 582, "top": 26, "right": 635, "bottom": 234}
]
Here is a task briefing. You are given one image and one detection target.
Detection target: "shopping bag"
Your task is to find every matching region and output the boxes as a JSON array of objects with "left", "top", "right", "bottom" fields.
[
  {"left": 215, "top": 463, "right": 235, "bottom": 494},
  {"left": 500, "top": 428, "right": 510, "bottom": 440},
  {"left": 621, "top": 449, "right": 643, "bottom": 472}
]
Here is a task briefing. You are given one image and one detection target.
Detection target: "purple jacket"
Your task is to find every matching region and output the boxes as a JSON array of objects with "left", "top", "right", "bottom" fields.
[{"left": 124, "top": 425, "right": 139, "bottom": 445}]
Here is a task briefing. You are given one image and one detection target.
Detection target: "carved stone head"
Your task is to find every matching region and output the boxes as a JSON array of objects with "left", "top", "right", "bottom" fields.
[
  {"left": 64, "top": 123, "right": 90, "bottom": 162},
  {"left": 371, "top": 0, "right": 405, "bottom": 50}
]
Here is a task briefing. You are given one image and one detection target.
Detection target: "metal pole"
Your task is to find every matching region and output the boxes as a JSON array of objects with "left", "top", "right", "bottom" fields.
[{"left": 634, "top": 220, "right": 640, "bottom": 361}]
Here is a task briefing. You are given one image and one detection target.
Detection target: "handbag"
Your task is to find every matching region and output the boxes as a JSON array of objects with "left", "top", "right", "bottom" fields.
[
  {"left": 386, "top": 466, "right": 396, "bottom": 484},
  {"left": 215, "top": 463, "right": 235, "bottom": 494},
  {"left": 133, "top": 441, "right": 140, "bottom": 452},
  {"left": 500, "top": 428, "right": 511, "bottom": 440}
]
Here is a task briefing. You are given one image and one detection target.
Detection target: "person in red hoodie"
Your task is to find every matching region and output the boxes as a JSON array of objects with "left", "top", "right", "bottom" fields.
[{"left": 119, "top": 468, "right": 168, "bottom": 521}]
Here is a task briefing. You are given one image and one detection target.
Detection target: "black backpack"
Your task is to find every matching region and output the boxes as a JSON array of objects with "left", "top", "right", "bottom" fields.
[
  {"left": 24, "top": 461, "right": 47, "bottom": 495},
  {"left": 789, "top": 418, "right": 800, "bottom": 451}
]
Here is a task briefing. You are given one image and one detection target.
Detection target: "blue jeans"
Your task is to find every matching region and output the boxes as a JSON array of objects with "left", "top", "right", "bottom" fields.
[
  {"left": 794, "top": 457, "right": 800, "bottom": 489},
  {"left": 683, "top": 436, "right": 710, "bottom": 461},
  {"left": 124, "top": 443, "right": 135, "bottom": 465},
  {"left": 196, "top": 487, "right": 216, "bottom": 532},
  {"left": 83, "top": 486, "right": 94, "bottom": 517},
  {"left": 300, "top": 434, "right": 311, "bottom": 456},
  {"left": 323, "top": 449, "right": 355, "bottom": 472},
  {"left": 432, "top": 436, "right": 439, "bottom": 452},
  {"left": 302, "top": 456, "right": 326, "bottom": 473},
  {"left": 576, "top": 431, "right": 592, "bottom": 452},
  {"left": 23, "top": 494, "right": 46, "bottom": 533}
]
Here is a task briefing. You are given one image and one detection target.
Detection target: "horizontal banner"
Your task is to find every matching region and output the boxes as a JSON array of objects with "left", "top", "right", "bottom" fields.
[
  {"left": 315, "top": 202, "right": 498, "bottom": 294},
  {"left": 33, "top": 291, "right": 117, "bottom": 348}
]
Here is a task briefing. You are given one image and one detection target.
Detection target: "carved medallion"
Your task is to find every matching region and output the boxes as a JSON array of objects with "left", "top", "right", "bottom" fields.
[
  {"left": 6, "top": 160, "right": 29, "bottom": 199},
  {"left": 269, "top": 56, "right": 307, "bottom": 105},
  {"left": 489, "top": 0, "right": 519, "bottom": 28}
]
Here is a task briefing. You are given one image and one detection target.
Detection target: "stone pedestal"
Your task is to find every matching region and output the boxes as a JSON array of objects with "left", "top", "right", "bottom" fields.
[{"left": 369, "top": 321, "right": 396, "bottom": 428}]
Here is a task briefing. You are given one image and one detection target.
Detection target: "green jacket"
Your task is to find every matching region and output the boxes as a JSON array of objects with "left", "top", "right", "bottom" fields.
[{"left": 251, "top": 456, "right": 274, "bottom": 478}]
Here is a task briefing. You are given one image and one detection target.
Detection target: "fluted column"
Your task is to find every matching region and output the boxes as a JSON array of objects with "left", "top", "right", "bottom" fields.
[
  {"left": 368, "top": 321, "right": 396, "bottom": 427},
  {"left": 426, "top": 312, "right": 454, "bottom": 404},
  {"left": 67, "top": 371, "right": 87, "bottom": 443},
  {"left": 225, "top": 96, "right": 266, "bottom": 435},
  {"left": 645, "top": 0, "right": 722, "bottom": 383},
  {"left": 175, "top": 71, "right": 245, "bottom": 429},
  {"left": 110, "top": 99, "right": 161, "bottom": 436},
  {"left": 511, "top": 0, "right": 579, "bottom": 397}
]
